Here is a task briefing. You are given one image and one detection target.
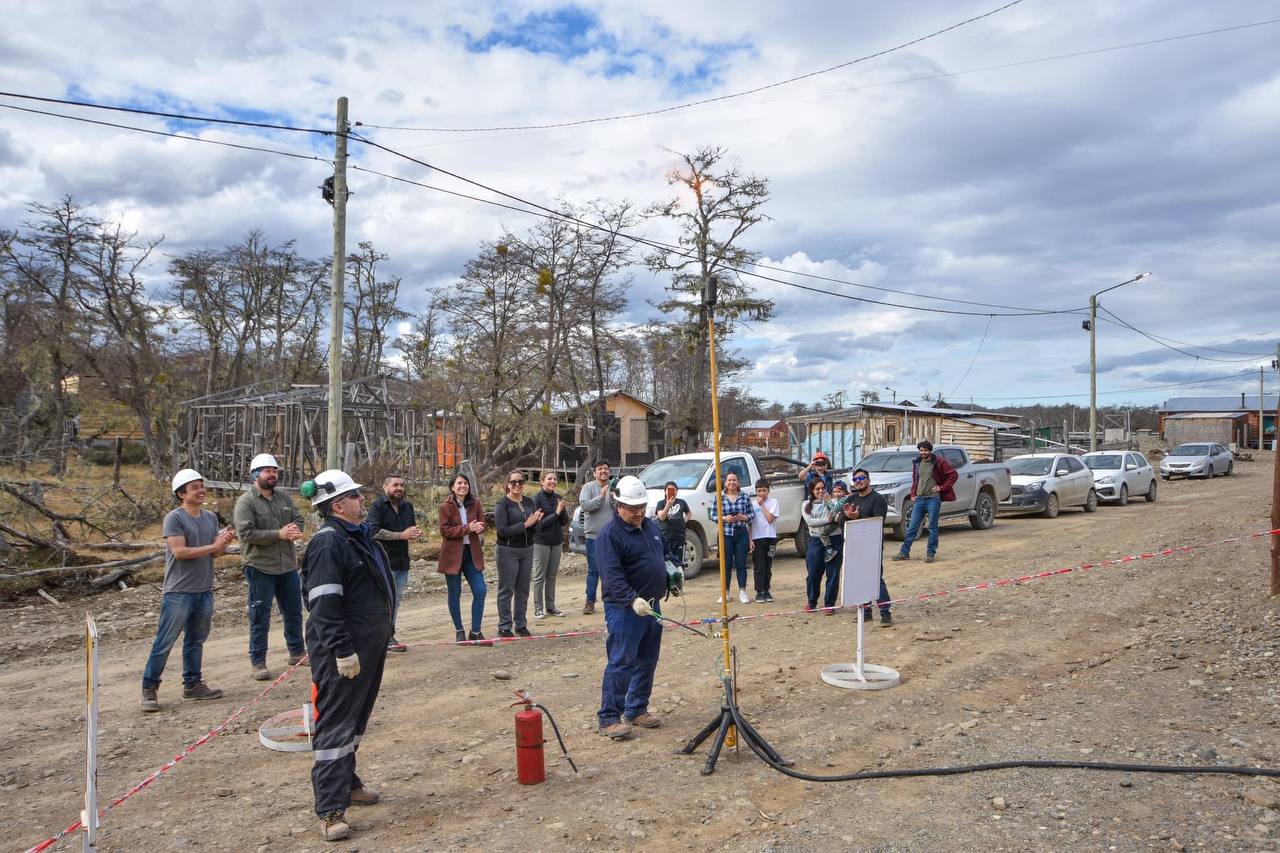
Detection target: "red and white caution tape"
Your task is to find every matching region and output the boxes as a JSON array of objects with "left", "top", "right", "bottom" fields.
[{"left": 25, "top": 656, "right": 309, "bottom": 853}]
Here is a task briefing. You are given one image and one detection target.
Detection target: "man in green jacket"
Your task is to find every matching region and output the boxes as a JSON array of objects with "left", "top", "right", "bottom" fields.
[{"left": 234, "top": 453, "right": 307, "bottom": 681}]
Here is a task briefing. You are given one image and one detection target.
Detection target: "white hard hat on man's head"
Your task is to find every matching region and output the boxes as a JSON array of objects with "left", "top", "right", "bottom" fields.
[
  {"left": 307, "top": 469, "right": 362, "bottom": 507},
  {"left": 171, "top": 468, "right": 204, "bottom": 494},
  {"left": 613, "top": 475, "right": 649, "bottom": 507},
  {"left": 250, "top": 453, "right": 280, "bottom": 473}
]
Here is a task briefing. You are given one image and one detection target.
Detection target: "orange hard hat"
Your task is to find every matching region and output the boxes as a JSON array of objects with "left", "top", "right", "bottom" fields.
[{"left": 811, "top": 450, "right": 829, "bottom": 463}]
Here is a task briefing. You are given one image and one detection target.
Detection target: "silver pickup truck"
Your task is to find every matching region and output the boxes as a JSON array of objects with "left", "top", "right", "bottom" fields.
[
  {"left": 568, "top": 451, "right": 807, "bottom": 577},
  {"left": 861, "top": 444, "right": 1012, "bottom": 540}
]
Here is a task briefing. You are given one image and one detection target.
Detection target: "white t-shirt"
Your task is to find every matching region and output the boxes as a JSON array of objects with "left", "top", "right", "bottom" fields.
[
  {"left": 749, "top": 496, "right": 780, "bottom": 540},
  {"left": 458, "top": 501, "right": 471, "bottom": 544}
]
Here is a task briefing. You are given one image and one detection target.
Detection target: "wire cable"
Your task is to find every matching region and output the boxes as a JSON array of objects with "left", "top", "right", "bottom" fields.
[
  {"left": 0, "top": 103, "right": 329, "bottom": 163},
  {"left": 348, "top": 139, "right": 1084, "bottom": 317},
  {"left": 358, "top": 0, "right": 1025, "bottom": 132},
  {"left": 967, "top": 368, "right": 1257, "bottom": 402},
  {"left": 948, "top": 314, "right": 993, "bottom": 399},
  {"left": 1096, "top": 304, "right": 1272, "bottom": 361},
  {"left": 0, "top": 90, "right": 330, "bottom": 135}
]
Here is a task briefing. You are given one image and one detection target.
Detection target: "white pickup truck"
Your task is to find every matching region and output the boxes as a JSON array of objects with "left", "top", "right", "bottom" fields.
[
  {"left": 568, "top": 451, "right": 807, "bottom": 578},
  {"left": 860, "top": 444, "right": 1012, "bottom": 540}
]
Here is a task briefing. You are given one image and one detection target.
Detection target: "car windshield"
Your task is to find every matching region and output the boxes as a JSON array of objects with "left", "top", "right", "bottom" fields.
[
  {"left": 637, "top": 459, "right": 709, "bottom": 489},
  {"left": 1082, "top": 454, "right": 1121, "bottom": 470},
  {"left": 859, "top": 452, "right": 917, "bottom": 473},
  {"left": 1170, "top": 444, "right": 1209, "bottom": 457},
  {"left": 1008, "top": 457, "right": 1053, "bottom": 476}
]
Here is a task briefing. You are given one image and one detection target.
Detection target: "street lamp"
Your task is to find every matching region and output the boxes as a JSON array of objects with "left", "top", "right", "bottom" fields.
[
  {"left": 884, "top": 386, "right": 896, "bottom": 405},
  {"left": 1086, "top": 272, "right": 1151, "bottom": 452}
]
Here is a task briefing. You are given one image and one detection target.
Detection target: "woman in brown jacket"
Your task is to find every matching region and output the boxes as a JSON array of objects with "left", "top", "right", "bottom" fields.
[{"left": 438, "top": 474, "right": 488, "bottom": 644}]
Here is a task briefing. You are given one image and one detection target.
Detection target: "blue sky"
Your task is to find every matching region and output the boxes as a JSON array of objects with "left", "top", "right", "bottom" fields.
[{"left": 1, "top": 0, "right": 1278, "bottom": 409}]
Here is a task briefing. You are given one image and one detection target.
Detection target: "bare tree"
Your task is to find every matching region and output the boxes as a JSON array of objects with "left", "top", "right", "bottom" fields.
[
  {"left": 169, "top": 249, "right": 236, "bottom": 397},
  {"left": 345, "top": 241, "right": 407, "bottom": 379},
  {"left": 645, "top": 146, "right": 775, "bottom": 450}
]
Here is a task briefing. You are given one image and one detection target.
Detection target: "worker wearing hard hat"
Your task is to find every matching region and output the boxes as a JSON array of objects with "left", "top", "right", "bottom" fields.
[
  {"left": 233, "top": 453, "right": 308, "bottom": 681},
  {"left": 299, "top": 469, "right": 397, "bottom": 843},
  {"left": 595, "top": 475, "right": 668, "bottom": 741},
  {"left": 139, "top": 469, "right": 235, "bottom": 712}
]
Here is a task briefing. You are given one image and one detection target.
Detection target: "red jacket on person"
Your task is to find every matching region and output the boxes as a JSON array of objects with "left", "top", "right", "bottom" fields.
[{"left": 910, "top": 454, "right": 958, "bottom": 502}]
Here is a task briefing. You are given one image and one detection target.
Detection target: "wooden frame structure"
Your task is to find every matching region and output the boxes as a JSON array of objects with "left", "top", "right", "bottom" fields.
[{"left": 181, "top": 375, "right": 476, "bottom": 488}]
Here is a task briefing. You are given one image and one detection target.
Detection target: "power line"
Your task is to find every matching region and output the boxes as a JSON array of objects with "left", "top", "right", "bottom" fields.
[
  {"left": 0, "top": 103, "right": 329, "bottom": 164},
  {"left": 358, "top": 0, "right": 1025, "bottom": 132},
  {"left": 948, "top": 314, "right": 993, "bottom": 398},
  {"left": 1096, "top": 304, "right": 1269, "bottom": 363},
  {"left": 0, "top": 90, "right": 331, "bottom": 135},
  {"left": 968, "top": 368, "right": 1258, "bottom": 402},
  {"left": 348, "top": 137, "right": 1083, "bottom": 317}
]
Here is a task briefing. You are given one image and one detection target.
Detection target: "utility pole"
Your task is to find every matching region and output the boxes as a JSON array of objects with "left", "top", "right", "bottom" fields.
[
  {"left": 326, "top": 96, "right": 349, "bottom": 471},
  {"left": 1271, "top": 344, "right": 1279, "bottom": 596},
  {"left": 1089, "top": 293, "right": 1098, "bottom": 452}
]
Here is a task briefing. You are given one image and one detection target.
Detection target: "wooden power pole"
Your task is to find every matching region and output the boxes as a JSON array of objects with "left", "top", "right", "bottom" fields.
[
  {"left": 327, "top": 97, "right": 349, "bottom": 471},
  {"left": 1271, "top": 345, "right": 1279, "bottom": 596}
]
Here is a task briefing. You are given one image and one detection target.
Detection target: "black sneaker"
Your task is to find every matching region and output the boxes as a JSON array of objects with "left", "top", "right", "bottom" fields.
[
  {"left": 823, "top": 546, "right": 838, "bottom": 563},
  {"left": 925, "top": 553, "right": 936, "bottom": 563},
  {"left": 754, "top": 593, "right": 767, "bottom": 603},
  {"left": 763, "top": 591, "right": 775, "bottom": 603},
  {"left": 498, "top": 629, "right": 516, "bottom": 638},
  {"left": 468, "top": 630, "right": 486, "bottom": 642},
  {"left": 455, "top": 629, "right": 466, "bottom": 644},
  {"left": 515, "top": 627, "right": 533, "bottom": 638},
  {"left": 879, "top": 611, "right": 893, "bottom": 627}
]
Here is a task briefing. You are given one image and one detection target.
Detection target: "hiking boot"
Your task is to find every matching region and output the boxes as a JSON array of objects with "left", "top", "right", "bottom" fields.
[
  {"left": 183, "top": 681, "right": 223, "bottom": 701},
  {"left": 387, "top": 638, "right": 407, "bottom": 652},
  {"left": 320, "top": 811, "right": 351, "bottom": 842},
  {"left": 892, "top": 553, "right": 910, "bottom": 561},
  {"left": 288, "top": 653, "right": 306, "bottom": 666},
  {"left": 468, "top": 630, "right": 485, "bottom": 642},
  {"left": 349, "top": 785, "right": 380, "bottom": 806},
  {"left": 624, "top": 712, "right": 661, "bottom": 729},
  {"left": 879, "top": 611, "right": 893, "bottom": 627},
  {"left": 515, "top": 627, "right": 533, "bottom": 638},
  {"left": 582, "top": 600, "right": 595, "bottom": 615},
  {"left": 455, "top": 629, "right": 467, "bottom": 644},
  {"left": 140, "top": 687, "right": 160, "bottom": 712},
  {"left": 925, "top": 554, "right": 936, "bottom": 564},
  {"left": 251, "top": 662, "right": 272, "bottom": 681},
  {"left": 599, "top": 720, "right": 632, "bottom": 740},
  {"left": 823, "top": 546, "right": 838, "bottom": 563}
]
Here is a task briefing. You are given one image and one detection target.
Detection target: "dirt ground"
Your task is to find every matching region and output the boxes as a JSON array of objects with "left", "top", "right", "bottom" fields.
[{"left": 5, "top": 457, "right": 1280, "bottom": 851}]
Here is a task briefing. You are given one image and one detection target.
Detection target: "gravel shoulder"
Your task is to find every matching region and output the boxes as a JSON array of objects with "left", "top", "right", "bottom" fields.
[{"left": 4, "top": 456, "right": 1279, "bottom": 851}]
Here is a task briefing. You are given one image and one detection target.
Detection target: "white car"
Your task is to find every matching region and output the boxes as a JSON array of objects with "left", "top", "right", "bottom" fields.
[
  {"left": 999, "top": 453, "right": 1098, "bottom": 518},
  {"left": 1082, "top": 451, "right": 1157, "bottom": 505},
  {"left": 1159, "top": 443, "right": 1233, "bottom": 480}
]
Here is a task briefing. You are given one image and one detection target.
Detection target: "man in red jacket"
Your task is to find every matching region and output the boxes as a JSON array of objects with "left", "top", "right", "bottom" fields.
[{"left": 892, "top": 440, "right": 957, "bottom": 564}]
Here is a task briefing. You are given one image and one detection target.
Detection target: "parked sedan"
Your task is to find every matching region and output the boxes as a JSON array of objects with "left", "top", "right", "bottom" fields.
[
  {"left": 1082, "top": 451, "right": 1157, "bottom": 505},
  {"left": 1159, "top": 443, "right": 1233, "bottom": 480},
  {"left": 999, "top": 453, "right": 1098, "bottom": 518}
]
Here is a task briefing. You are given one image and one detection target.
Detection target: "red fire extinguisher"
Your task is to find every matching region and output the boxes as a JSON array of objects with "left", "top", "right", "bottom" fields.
[{"left": 511, "top": 691, "right": 577, "bottom": 785}]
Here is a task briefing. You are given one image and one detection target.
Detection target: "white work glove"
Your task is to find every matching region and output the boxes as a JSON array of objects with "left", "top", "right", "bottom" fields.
[
  {"left": 335, "top": 653, "right": 361, "bottom": 679},
  {"left": 632, "top": 597, "right": 654, "bottom": 617}
]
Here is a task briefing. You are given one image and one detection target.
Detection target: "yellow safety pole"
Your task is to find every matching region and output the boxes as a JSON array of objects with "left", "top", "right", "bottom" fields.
[{"left": 705, "top": 297, "right": 737, "bottom": 747}]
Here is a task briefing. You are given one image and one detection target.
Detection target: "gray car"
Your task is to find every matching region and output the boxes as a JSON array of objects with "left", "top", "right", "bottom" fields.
[
  {"left": 1159, "top": 443, "right": 1233, "bottom": 480},
  {"left": 1000, "top": 453, "right": 1098, "bottom": 518}
]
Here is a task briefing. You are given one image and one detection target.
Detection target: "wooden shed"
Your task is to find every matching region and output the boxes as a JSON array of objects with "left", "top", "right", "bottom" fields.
[
  {"left": 1162, "top": 412, "right": 1249, "bottom": 447},
  {"left": 553, "top": 390, "right": 667, "bottom": 470}
]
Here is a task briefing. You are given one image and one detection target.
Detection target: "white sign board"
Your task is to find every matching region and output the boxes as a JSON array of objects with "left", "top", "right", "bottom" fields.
[{"left": 839, "top": 517, "right": 883, "bottom": 608}]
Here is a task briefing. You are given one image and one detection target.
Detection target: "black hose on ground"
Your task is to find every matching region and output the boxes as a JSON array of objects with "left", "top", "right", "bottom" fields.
[
  {"left": 725, "top": 693, "right": 1280, "bottom": 782},
  {"left": 533, "top": 702, "right": 578, "bottom": 773}
]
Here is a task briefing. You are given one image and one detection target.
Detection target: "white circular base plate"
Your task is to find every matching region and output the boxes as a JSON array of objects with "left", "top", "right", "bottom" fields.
[
  {"left": 258, "top": 708, "right": 313, "bottom": 752},
  {"left": 820, "top": 662, "right": 901, "bottom": 690}
]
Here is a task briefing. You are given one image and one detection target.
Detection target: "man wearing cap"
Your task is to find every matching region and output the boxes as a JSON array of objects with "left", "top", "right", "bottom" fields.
[
  {"left": 595, "top": 475, "right": 667, "bottom": 741},
  {"left": 234, "top": 453, "right": 307, "bottom": 681},
  {"left": 301, "top": 469, "right": 397, "bottom": 842},
  {"left": 140, "top": 469, "right": 235, "bottom": 712}
]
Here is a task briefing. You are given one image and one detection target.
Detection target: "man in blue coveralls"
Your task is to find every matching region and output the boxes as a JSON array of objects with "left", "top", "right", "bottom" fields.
[{"left": 595, "top": 475, "right": 668, "bottom": 741}]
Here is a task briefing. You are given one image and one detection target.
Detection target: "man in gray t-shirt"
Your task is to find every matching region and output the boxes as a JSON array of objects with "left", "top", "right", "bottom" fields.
[{"left": 140, "top": 469, "right": 234, "bottom": 712}]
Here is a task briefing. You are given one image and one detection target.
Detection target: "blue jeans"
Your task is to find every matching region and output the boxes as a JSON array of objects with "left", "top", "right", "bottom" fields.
[
  {"left": 392, "top": 568, "right": 409, "bottom": 632},
  {"left": 805, "top": 534, "right": 842, "bottom": 608},
  {"left": 584, "top": 538, "right": 599, "bottom": 603},
  {"left": 861, "top": 569, "right": 892, "bottom": 616},
  {"left": 446, "top": 548, "right": 487, "bottom": 633},
  {"left": 901, "top": 495, "right": 942, "bottom": 556},
  {"left": 722, "top": 529, "right": 750, "bottom": 590},
  {"left": 142, "top": 591, "right": 214, "bottom": 689},
  {"left": 597, "top": 603, "right": 663, "bottom": 726},
  {"left": 244, "top": 566, "right": 304, "bottom": 664}
]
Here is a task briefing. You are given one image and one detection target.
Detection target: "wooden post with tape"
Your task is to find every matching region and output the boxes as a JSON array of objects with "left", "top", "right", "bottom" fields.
[{"left": 83, "top": 614, "right": 100, "bottom": 851}]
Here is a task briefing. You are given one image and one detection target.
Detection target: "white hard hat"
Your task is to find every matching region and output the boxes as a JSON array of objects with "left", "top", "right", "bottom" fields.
[
  {"left": 250, "top": 453, "right": 280, "bottom": 472},
  {"left": 308, "top": 469, "right": 362, "bottom": 507},
  {"left": 171, "top": 468, "right": 204, "bottom": 494},
  {"left": 613, "top": 475, "right": 649, "bottom": 507}
]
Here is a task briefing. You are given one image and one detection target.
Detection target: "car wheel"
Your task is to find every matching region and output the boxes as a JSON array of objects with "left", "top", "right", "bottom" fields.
[
  {"left": 1204, "top": 465, "right": 1214, "bottom": 480},
  {"left": 1145, "top": 479, "right": 1157, "bottom": 502},
  {"left": 1226, "top": 461, "right": 1233, "bottom": 476},
  {"left": 892, "top": 501, "right": 912, "bottom": 541},
  {"left": 1117, "top": 484, "right": 1128, "bottom": 507},
  {"left": 792, "top": 525, "right": 809, "bottom": 557},
  {"left": 969, "top": 491, "right": 996, "bottom": 530},
  {"left": 682, "top": 530, "right": 705, "bottom": 579},
  {"left": 1083, "top": 489, "right": 1098, "bottom": 513},
  {"left": 1161, "top": 474, "right": 1169, "bottom": 481},
  {"left": 1041, "top": 492, "right": 1060, "bottom": 519}
]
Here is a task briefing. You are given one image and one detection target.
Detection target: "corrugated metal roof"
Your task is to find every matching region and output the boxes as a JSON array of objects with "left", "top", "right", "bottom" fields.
[
  {"left": 736, "top": 419, "right": 783, "bottom": 430},
  {"left": 1161, "top": 395, "right": 1278, "bottom": 412},
  {"left": 1164, "top": 411, "right": 1249, "bottom": 420},
  {"left": 955, "top": 416, "right": 1020, "bottom": 430}
]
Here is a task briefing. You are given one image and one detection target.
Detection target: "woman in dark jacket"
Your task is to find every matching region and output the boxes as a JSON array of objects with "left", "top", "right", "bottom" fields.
[
  {"left": 530, "top": 470, "right": 569, "bottom": 619},
  {"left": 493, "top": 470, "right": 541, "bottom": 638},
  {"left": 438, "top": 474, "right": 488, "bottom": 644}
]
